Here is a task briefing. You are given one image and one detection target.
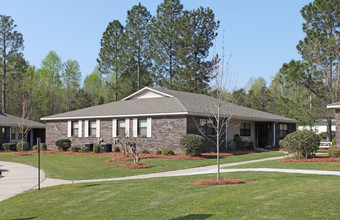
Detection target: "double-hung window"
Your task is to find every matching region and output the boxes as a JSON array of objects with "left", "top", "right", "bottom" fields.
[
  {"left": 117, "top": 119, "right": 126, "bottom": 136},
  {"left": 199, "top": 118, "right": 215, "bottom": 136},
  {"left": 280, "top": 124, "right": 288, "bottom": 139},
  {"left": 240, "top": 123, "right": 251, "bottom": 136},
  {"left": 138, "top": 119, "right": 147, "bottom": 136},
  {"left": 72, "top": 121, "right": 79, "bottom": 136},
  {"left": 89, "top": 121, "right": 96, "bottom": 136}
]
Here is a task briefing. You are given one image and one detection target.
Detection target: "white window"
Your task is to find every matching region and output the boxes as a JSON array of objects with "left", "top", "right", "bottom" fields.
[
  {"left": 89, "top": 121, "right": 96, "bottom": 136},
  {"left": 72, "top": 121, "right": 79, "bottom": 136},
  {"left": 138, "top": 119, "right": 147, "bottom": 136},
  {"left": 117, "top": 119, "right": 126, "bottom": 136},
  {"left": 280, "top": 124, "right": 288, "bottom": 139}
]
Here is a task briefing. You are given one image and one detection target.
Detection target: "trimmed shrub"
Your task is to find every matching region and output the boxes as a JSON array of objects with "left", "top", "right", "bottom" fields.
[
  {"left": 233, "top": 134, "right": 254, "bottom": 150},
  {"left": 155, "top": 149, "right": 162, "bottom": 155},
  {"left": 33, "top": 143, "right": 47, "bottom": 151},
  {"left": 70, "top": 146, "right": 80, "bottom": 152},
  {"left": 318, "top": 131, "right": 336, "bottom": 141},
  {"left": 56, "top": 139, "right": 71, "bottom": 151},
  {"left": 81, "top": 147, "right": 89, "bottom": 153},
  {"left": 113, "top": 146, "right": 120, "bottom": 152},
  {"left": 141, "top": 149, "right": 149, "bottom": 154},
  {"left": 180, "top": 134, "right": 206, "bottom": 156},
  {"left": 282, "top": 130, "right": 320, "bottom": 158},
  {"left": 328, "top": 145, "right": 340, "bottom": 158},
  {"left": 163, "top": 148, "right": 174, "bottom": 156},
  {"left": 93, "top": 144, "right": 101, "bottom": 153},
  {"left": 16, "top": 141, "right": 30, "bottom": 151},
  {"left": 3, "top": 143, "right": 17, "bottom": 151}
]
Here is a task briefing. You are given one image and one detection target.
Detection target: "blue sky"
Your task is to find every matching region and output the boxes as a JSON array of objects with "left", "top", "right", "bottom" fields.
[{"left": 2, "top": 0, "right": 311, "bottom": 89}]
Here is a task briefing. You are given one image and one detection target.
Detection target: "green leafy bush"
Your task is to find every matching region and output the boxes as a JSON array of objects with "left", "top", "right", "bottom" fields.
[
  {"left": 233, "top": 135, "right": 254, "bottom": 150},
  {"left": 282, "top": 130, "right": 320, "bottom": 158},
  {"left": 3, "top": 143, "right": 17, "bottom": 151},
  {"left": 162, "top": 148, "right": 174, "bottom": 156},
  {"left": 33, "top": 143, "right": 47, "bottom": 151},
  {"left": 56, "top": 139, "right": 71, "bottom": 151},
  {"left": 318, "top": 131, "right": 335, "bottom": 141},
  {"left": 16, "top": 141, "right": 30, "bottom": 151},
  {"left": 93, "top": 144, "right": 101, "bottom": 153},
  {"left": 70, "top": 146, "right": 80, "bottom": 152},
  {"left": 332, "top": 136, "right": 336, "bottom": 146},
  {"left": 155, "top": 149, "right": 162, "bottom": 155},
  {"left": 328, "top": 145, "right": 340, "bottom": 158},
  {"left": 141, "top": 149, "right": 149, "bottom": 154},
  {"left": 113, "top": 146, "right": 120, "bottom": 152},
  {"left": 81, "top": 147, "right": 89, "bottom": 153},
  {"left": 180, "top": 134, "right": 206, "bottom": 156}
]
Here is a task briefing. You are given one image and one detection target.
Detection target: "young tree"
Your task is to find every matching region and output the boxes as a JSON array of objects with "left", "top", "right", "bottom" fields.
[
  {"left": 97, "top": 20, "right": 124, "bottom": 101},
  {"left": 150, "top": 0, "right": 183, "bottom": 88},
  {"left": 62, "top": 59, "right": 81, "bottom": 111},
  {"left": 38, "top": 51, "right": 63, "bottom": 115},
  {"left": 83, "top": 65, "right": 104, "bottom": 106},
  {"left": 0, "top": 15, "right": 24, "bottom": 113},
  {"left": 176, "top": 7, "right": 220, "bottom": 93},
  {"left": 125, "top": 3, "right": 152, "bottom": 90}
]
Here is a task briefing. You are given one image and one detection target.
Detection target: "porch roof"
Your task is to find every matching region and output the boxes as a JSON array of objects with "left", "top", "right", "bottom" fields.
[{"left": 0, "top": 112, "right": 45, "bottom": 129}]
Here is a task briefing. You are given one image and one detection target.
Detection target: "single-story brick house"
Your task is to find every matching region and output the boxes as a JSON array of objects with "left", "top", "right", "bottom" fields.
[
  {"left": 0, "top": 112, "right": 46, "bottom": 148},
  {"left": 41, "top": 87, "right": 298, "bottom": 152}
]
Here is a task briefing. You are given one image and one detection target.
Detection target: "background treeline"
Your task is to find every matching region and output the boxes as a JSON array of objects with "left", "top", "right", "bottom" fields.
[
  {"left": 1, "top": 0, "right": 220, "bottom": 120},
  {"left": 1, "top": 0, "right": 338, "bottom": 140}
]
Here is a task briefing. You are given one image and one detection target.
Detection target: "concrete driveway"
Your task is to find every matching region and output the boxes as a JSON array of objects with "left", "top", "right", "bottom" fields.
[{"left": 0, "top": 161, "right": 45, "bottom": 202}]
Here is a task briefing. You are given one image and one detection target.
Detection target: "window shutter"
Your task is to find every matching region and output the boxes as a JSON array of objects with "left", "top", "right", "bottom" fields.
[
  {"left": 67, "top": 120, "right": 72, "bottom": 137},
  {"left": 85, "top": 120, "right": 89, "bottom": 137},
  {"left": 112, "top": 119, "right": 117, "bottom": 137},
  {"left": 78, "top": 120, "right": 82, "bottom": 137},
  {"left": 96, "top": 119, "right": 100, "bottom": 137},
  {"left": 133, "top": 118, "right": 138, "bottom": 137},
  {"left": 147, "top": 117, "right": 152, "bottom": 137},
  {"left": 125, "top": 118, "right": 130, "bottom": 137}
]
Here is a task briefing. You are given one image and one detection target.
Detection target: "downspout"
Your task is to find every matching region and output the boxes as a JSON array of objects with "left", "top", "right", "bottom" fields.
[{"left": 272, "top": 122, "right": 276, "bottom": 147}]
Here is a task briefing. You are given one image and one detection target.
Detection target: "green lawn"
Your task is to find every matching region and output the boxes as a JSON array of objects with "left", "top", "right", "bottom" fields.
[
  {"left": 0, "top": 151, "right": 285, "bottom": 180},
  {"left": 0, "top": 172, "right": 339, "bottom": 219},
  {"left": 224, "top": 158, "right": 340, "bottom": 171}
]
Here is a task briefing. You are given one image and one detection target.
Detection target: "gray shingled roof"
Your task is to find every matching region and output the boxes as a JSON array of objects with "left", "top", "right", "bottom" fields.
[
  {"left": 0, "top": 112, "right": 45, "bottom": 128},
  {"left": 41, "top": 87, "right": 299, "bottom": 123}
]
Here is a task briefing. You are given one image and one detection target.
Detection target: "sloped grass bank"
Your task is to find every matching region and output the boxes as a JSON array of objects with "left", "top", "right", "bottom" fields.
[
  {"left": 0, "top": 172, "right": 339, "bottom": 219},
  {"left": 0, "top": 151, "right": 285, "bottom": 180}
]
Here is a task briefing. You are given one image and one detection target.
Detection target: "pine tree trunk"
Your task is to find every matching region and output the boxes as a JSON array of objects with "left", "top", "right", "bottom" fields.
[{"left": 2, "top": 55, "right": 6, "bottom": 113}]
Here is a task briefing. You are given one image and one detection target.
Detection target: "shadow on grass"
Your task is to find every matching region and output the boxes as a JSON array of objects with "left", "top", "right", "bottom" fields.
[
  {"left": 170, "top": 214, "right": 213, "bottom": 220},
  {"left": 13, "top": 217, "right": 37, "bottom": 220},
  {"left": 82, "top": 184, "right": 100, "bottom": 187}
]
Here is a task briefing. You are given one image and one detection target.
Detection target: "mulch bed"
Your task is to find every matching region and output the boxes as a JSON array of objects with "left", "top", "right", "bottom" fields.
[
  {"left": 12, "top": 151, "right": 33, "bottom": 157},
  {"left": 280, "top": 155, "right": 340, "bottom": 163},
  {"left": 115, "top": 163, "right": 152, "bottom": 169},
  {"left": 194, "top": 177, "right": 247, "bottom": 186}
]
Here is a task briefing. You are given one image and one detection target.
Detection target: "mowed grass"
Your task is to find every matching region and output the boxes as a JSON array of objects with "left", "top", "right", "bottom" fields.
[
  {"left": 0, "top": 172, "right": 339, "bottom": 219},
  {"left": 224, "top": 158, "right": 340, "bottom": 171},
  {"left": 0, "top": 151, "right": 285, "bottom": 180}
]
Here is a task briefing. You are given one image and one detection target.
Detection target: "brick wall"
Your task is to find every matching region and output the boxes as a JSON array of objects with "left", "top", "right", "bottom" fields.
[
  {"left": 45, "top": 116, "right": 187, "bottom": 152},
  {"left": 336, "top": 110, "right": 340, "bottom": 148}
]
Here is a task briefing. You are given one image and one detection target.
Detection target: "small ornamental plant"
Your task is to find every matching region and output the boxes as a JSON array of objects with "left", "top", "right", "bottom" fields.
[
  {"left": 282, "top": 130, "right": 320, "bottom": 158},
  {"left": 162, "top": 148, "right": 175, "bottom": 156},
  {"left": 56, "top": 139, "right": 71, "bottom": 151},
  {"left": 180, "top": 134, "right": 206, "bottom": 156}
]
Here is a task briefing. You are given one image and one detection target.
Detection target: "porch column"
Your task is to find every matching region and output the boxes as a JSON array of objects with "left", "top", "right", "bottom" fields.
[
  {"left": 30, "top": 129, "right": 34, "bottom": 147},
  {"left": 225, "top": 124, "right": 228, "bottom": 149},
  {"left": 273, "top": 122, "right": 276, "bottom": 147},
  {"left": 9, "top": 128, "right": 12, "bottom": 143}
]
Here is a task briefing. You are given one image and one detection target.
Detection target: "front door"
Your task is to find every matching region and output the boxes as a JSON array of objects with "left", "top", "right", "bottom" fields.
[{"left": 257, "top": 123, "right": 268, "bottom": 148}]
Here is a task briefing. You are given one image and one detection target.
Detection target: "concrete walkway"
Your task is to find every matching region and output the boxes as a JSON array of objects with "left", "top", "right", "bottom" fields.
[
  {"left": 2, "top": 155, "right": 340, "bottom": 202},
  {"left": 40, "top": 155, "right": 287, "bottom": 187},
  {"left": 0, "top": 161, "right": 45, "bottom": 202}
]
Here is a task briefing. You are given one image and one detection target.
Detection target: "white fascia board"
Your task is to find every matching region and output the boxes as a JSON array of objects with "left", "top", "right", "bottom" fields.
[
  {"left": 41, "top": 112, "right": 189, "bottom": 121},
  {"left": 121, "top": 87, "right": 173, "bottom": 101},
  {"left": 327, "top": 105, "right": 340, "bottom": 109}
]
